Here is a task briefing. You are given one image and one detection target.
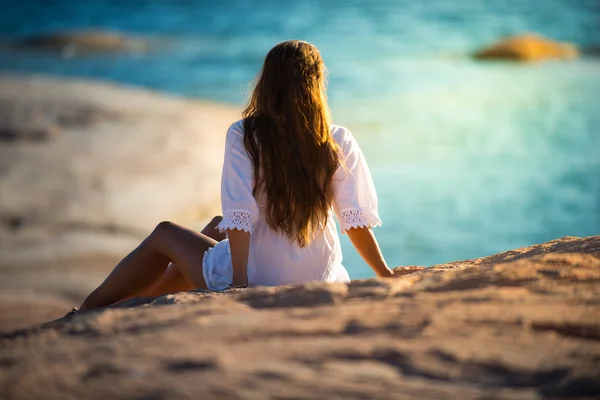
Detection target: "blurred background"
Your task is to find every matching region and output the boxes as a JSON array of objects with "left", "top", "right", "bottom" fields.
[{"left": 0, "top": 0, "right": 598, "bottom": 284}]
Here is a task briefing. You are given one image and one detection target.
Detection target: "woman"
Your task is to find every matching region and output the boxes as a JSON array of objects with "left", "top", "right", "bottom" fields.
[{"left": 76, "top": 40, "right": 393, "bottom": 312}]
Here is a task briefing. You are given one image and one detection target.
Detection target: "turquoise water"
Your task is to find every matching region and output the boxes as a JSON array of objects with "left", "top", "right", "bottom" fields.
[{"left": 2, "top": 0, "right": 599, "bottom": 277}]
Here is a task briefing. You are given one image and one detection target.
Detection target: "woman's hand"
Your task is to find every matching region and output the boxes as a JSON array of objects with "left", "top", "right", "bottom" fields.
[
  {"left": 232, "top": 276, "right": 248, "bottom": 287},
  {"left": 377, "top": 268, "right": 395, "bottom": 278}
]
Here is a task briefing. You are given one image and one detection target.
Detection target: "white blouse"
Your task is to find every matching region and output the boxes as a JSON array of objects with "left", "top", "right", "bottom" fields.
[{"left": 216, "top": 119, "right": 381, "bottom": 287}]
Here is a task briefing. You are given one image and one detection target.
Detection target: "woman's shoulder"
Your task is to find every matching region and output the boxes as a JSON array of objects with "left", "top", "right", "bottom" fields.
[
  {"left": 225, "top": 119, "right": 247, "bottom": 149},
  {"left": 330, "top": 124, "right": 358, "bottom": 151},
  {"left": 227, "top": 119, "right": 245, "bottom": 136}
]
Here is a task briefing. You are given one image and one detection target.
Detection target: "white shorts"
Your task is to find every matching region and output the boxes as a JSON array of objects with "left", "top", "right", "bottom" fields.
[
  {"left": 202, "top": 239, "right": 233, "bottom": 291},
  {"left": 202, "top": 239, "right": 351, "bottom": 291}
]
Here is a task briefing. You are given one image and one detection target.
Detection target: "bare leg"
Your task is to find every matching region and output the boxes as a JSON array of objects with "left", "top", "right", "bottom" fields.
[
  {"left": 79, "top": 221, "right": 217, "bottom": 311},
  {"left": 119, "top": 262, "right": 194, "bottom": 300},
  {"left": 122, "top": 216, "right": 226, "bottom": 300}
]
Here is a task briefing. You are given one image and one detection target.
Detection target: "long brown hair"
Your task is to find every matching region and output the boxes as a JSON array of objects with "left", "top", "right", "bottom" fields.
[{"left": 242, "top": 40, "right": 339, "bottom": 247}]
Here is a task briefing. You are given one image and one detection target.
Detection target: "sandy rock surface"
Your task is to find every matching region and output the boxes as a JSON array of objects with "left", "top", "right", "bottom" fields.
[
  {"left": 0, "top": 74, "right": 239, "bottom": 268},
  {"left": 474, "top": 34, "right": 578, "bottom": 62},
  {"left": 0, "top": 75, "right": 240, "bottom": 326},
  {"left": 0, "top": 291, "right": 73, "bottom": 334},
  {"left": 1, "top": 235, "right": 598, "bottom": 399}
]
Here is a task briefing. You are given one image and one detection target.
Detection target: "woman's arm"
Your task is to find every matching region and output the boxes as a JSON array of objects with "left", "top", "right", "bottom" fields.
[
  {"left": 346, "top": 227, "right": 394, "bottom": 278},
  {"left": 226, "top": 229, "right": 251, "bottom": 286}
]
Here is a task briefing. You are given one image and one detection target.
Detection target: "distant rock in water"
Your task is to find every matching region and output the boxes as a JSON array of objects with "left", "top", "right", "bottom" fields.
[
  {"left": 12, "top": 30, "right": 148, "bottom": 56},
  {"left": 474, "top": 34, "right": 578, "bottom": 62}
]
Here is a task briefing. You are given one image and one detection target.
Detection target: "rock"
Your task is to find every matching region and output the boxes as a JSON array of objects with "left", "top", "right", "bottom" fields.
[
  {"left": 0, "top": 291, "right": 73, "bottom": 333},
  {"left": 1, "top": 235, "right": 599, "bottom": 399},
  {"left": 0, "top": 74, "right": 240, "bottom": 275},
  {"left": 474, "top": 34, "right": 578, "bottom": 62},
  {"left": 13, "top": 30, "right": 148, "bottom": 55},
  {"left": 391, "top": 265, "right": 425, "bottom": 276},
  {"left": 0, "top": 96, "right": 113, "bottom": 142},
  {"left": 0, "top": 125, "right": 59, "bottom": 142}
]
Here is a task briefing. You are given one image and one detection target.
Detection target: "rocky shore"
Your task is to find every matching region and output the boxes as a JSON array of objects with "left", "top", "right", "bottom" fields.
[
  {"left": 0, "top": 74, "right": 240, "bottom": 329},
  {"left": 1, "top": 235, "right": 599, "bottom": 399}
]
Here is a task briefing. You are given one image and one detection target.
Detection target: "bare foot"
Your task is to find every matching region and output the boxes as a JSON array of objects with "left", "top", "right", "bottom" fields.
[{"left": 64, "top": 307, "right": 80, "bottom": 317}]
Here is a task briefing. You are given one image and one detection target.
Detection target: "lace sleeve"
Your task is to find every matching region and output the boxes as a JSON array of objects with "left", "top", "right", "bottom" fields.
[
  {"left": 219, "top": 121, "right": 260, "bottom": 234},
  {"left": 337, "top": 207, "right": 382, "bottom": 234},
  {"left": 217, "top": 210, "right": 257, "bottom": 233},
  {"left": 332, "top": 127, "right": 382, "bottom": 234}
]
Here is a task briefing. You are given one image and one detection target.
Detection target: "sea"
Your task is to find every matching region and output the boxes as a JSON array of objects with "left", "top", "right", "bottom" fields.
[{"left": 1, "top": 0, "right": 599, "bottom": 278}]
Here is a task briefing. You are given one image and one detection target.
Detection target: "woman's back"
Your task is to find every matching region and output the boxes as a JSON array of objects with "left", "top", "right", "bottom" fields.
[
  {"left": 200, "top": 40, "right": 392, "bottom": 291},
  {"left": 215, "top": 119, "right": 381, "bottom": 287}
]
